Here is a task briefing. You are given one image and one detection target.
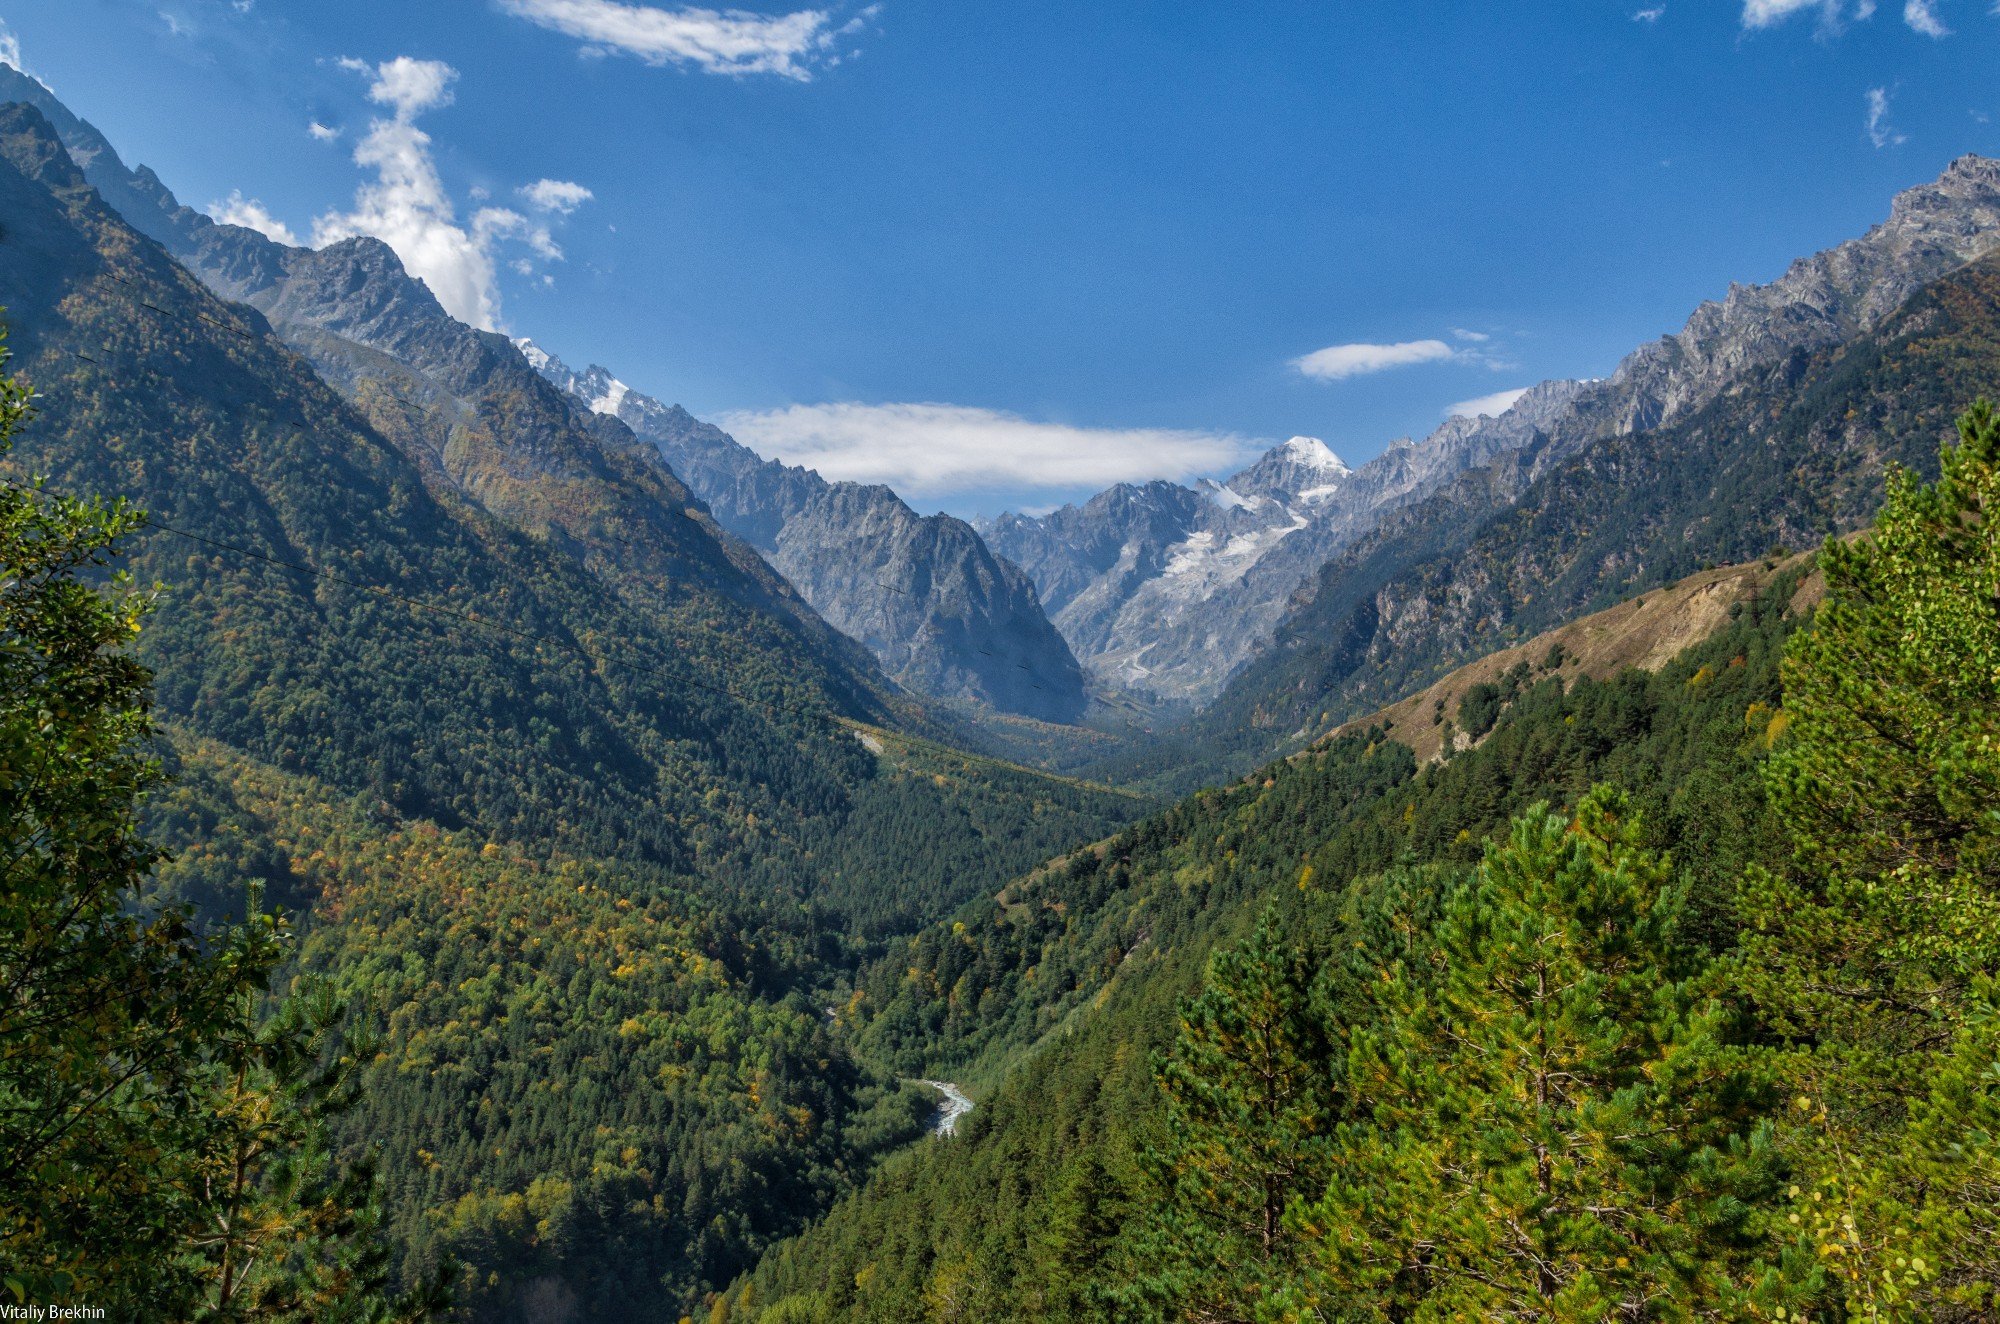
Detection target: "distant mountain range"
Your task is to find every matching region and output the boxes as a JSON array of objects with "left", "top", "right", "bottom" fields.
[
  {"left": 8, "top": 57, "right": 1999, "bottom": 756},
  {"left": 981, "top": 389, "right": 1584, "bottom": 707},
  {"left": 1119, "top": 154, "right": 2000, "bottom": 790},
  {"left": 0, "top": 63, "right": 1090, "bottom": 724},
  {"left": 519, "top": 344, "right": 1088, "bottom": 721},
  {"left": 985, "top": 153, "right": 2000, "bottom": 720}
]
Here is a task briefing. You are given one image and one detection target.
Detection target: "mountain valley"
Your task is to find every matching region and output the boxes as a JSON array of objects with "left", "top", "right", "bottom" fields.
[{"left": 5, "top": 25, "right": 2000, "bottom": 1324}]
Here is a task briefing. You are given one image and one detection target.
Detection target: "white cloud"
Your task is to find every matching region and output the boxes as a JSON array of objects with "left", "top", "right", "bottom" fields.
[
  {"left": 312, "top": 57, "right": 581, "bottom": 331},
  {"left": 1447, "top": 387, "right": 1530, "bottom": 420},
  {"left": 1903, "top": 0, "right": 1950, "bottom": 34},
  {"left": 520, "top": 178, "right": 594, "bottom": 214},
  {"left": 208, "top": 190, "right": 300, "bottom": 245},
  {"left": 715, "top": 401, "right": 1258, "bottom": 500},
  {"left": 475, "top": 206, "right": 563, "bottom": 260},
  {"left": 1740, "top": 0, "right": 1844, "bottom": 27},
  {"left": 364, "top": 54, "right": 457, "bottom": 117},
  {"left": 496, "top": 0, "right": 876, "bottom": 80},
  {"left": 1293, "top": 338, "right": 1456, "bottom": 381},
  {"left": 308, "top": 120, "right": 341, "bottom": 142},
  {"left": 1449, "top": 327, "right": 1490, "bottom": 342},
  {"left": 1632, "top": 6, "right": 1666, "bottom": 20},
  {"left": 1867, "top": 86, "right": 1907, "bottom": 147},
  {"left": 0, "top": 22, "right": 27, "bottom": 78}
]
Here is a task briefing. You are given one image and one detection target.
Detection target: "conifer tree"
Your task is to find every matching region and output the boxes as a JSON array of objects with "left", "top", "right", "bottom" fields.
[
  {"left": 1117, "top": 908, "right": 1335, "bottom": 1322},
  {"left": 1297, "top": 790, "right": 1795, "bottom": 1320},
  {"left": 1735, "top": 402, "right": 2000, "bottom": 1319}
]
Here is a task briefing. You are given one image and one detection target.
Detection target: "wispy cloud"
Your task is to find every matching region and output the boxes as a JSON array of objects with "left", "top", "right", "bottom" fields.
[
  {"left": 1739, "top": 0, "right": 1856, "bottom": 28},
  {"left": 1447, "top": 387, "right": 1530, "bottom": 420},
  {"left": 208, "top": 190, "right": 299, "bottom": 245},
  {"left": 1632, "top": 6, "right": 1666, "bottom": 21},
  {"left": 1866, "top": 86, "right": 1907, "bottom": 147},
  {"left": 1903, "top": 0, "right": 1949, "bottom": 35},
  {"left": 1293, "top": 338, "right": 1457, "bottom": 381},
  {"left": 716, "top": 401, "right": 1258, "bottom": 501},
  {"left": 0, "top": 21, "right": 28, "bottom": 79},
  {"left": 311, "top": 57, "right": 588, "bottom": 330},
  {"left": 1741, "top": 0, "right": 1955, "bottom": 29},
  {"left": 495, "top": 0, "right": 877, "bottom": 80}
]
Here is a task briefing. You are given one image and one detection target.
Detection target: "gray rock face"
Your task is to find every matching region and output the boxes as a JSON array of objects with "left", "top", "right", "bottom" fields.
[
  {"left": 986, "top": 154, "right": 2000, "bottom": 710},
  {"left": 1516, "top": 154, "right": 2000, "bottom": 466},
  {"left": 521, "top": 347, "right": 1089, "bottom": 721}
]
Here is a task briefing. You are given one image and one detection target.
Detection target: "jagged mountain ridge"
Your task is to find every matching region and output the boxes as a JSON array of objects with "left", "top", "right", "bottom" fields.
[
  {"left": 1144, "top": 239, "right": 2000, "bottom": 796},
  {"left": 981, "top": 381, "right": 1586, "bottom": 707},
  {"left": 0, "top": 67, "right": 900, "bottom": 704},
  {"left": 520, "top": 344, "right": 1090, "bottom": 722},
  {"left": 0, "top": 96, "right": 895, "bottom": 877},
  {"left": 986, "top": 154, "right": 2000, "bottom": 712}
]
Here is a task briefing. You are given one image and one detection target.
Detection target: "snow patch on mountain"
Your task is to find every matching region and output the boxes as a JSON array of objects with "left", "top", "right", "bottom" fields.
[
  {"left": 1203, "top": 480, "right": 1263, "bottom": 512},
  {"left": 589, "top": 376, "right": 631, "bottom": 417},
  {"left": 1153, "top": 511, "right": 1310, "bottom": 604}
]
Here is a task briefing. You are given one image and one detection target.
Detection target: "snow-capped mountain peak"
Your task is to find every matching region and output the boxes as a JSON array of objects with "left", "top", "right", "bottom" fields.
[
  {"left": 511, "top": 339, "right": 635, "bottom": 420},
  {"left": 1282, "top": 435, "right": 1350, "bottom": 474}
]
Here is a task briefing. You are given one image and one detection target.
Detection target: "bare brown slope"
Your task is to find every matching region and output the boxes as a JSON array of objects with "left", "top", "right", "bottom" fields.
[{"left": 1333, "top": 552, "right": 1823, "bottom": 763}]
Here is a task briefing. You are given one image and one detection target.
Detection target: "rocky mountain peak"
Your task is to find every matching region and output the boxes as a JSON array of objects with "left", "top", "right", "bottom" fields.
[
  {"left": 1899, "top": 153, "right": 2000, "bottom": 214},
  {"left": 1223, "top": 435, "right": 1352, "bottom": 506}
]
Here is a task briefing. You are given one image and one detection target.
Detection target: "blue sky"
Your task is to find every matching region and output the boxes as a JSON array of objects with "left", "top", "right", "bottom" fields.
[{"left": 3, "top": 0, "right": 1998, "bottom": 516}]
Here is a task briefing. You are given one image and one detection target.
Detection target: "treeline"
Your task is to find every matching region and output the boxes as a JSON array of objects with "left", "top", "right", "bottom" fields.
[{"left": 728, "top": 408, "right": 2000, "bottom": 1320}]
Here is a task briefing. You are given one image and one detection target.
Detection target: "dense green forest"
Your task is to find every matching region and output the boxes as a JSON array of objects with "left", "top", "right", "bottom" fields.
[
  {"left": 724, "top": 410, "right": 2000, "bottom": 1320},
  {"left": 0, "top": 100, "right": 1141, "bottom": 1321},
  {"left": 0, "top": 101, "right": 1140, "bottom": 939}
]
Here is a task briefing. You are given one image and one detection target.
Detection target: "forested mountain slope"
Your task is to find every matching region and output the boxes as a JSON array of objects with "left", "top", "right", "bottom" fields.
[
  {"left": 0, "top": 98, "right": 1136, "bottom": 926},
  {"left": 0, "top": 99, "right": 1141, "bottom": 1318},
  {"left": 726, "top": 556, "right": 1815, "bottom": 1320},
  {"left": 1118, "top": 240, "right": 2000, "bottom": 795},
  {"left": 732, "top": 404, "right": 2000, "bottom": 1322}
]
